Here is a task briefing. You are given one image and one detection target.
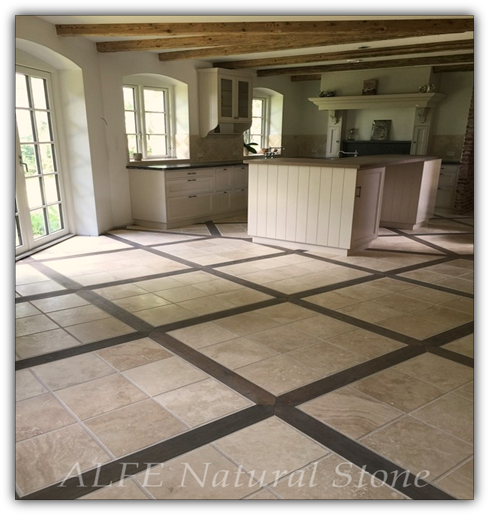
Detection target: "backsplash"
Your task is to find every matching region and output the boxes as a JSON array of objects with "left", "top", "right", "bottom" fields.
[
  {"left": 190, "top": 134, "right": 243, "bottom": 162},
  {"left": 429, "top": 135, "right": 464, "bottom": 162}
]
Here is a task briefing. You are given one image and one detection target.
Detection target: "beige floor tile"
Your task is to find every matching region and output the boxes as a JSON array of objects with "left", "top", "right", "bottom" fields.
[
  {"left": 31, "top": 293, "right": 90, "bottom": 313},
  {"left": 177, "top": 296, "right": 237, "bottom": 316},
  {"left": 425, "top": 263, "right": 474, "bottom": 277},
  {"left": 336, "top": 300, "right": 405, "bottom": 323},
  {"left": 16, "top": 329, "right": 81, "bottom": 359},
  {"left": 47, "top": 304, "right": 111, "bottom": 327},
  {"left": 446, "top": 259, "right": 473, "bottom": 271},
  {"left": 435, "top": 459, "right": 474, "bottom": 499},
  {"left": 192, "top": 278, "right": 243, "bottom": 294},
  {"left": 300, "top": 386, "right": 402, "bottom": 439},
  {"left": 172, "top": 270, "right": 217, "bottom": 285},
  {"left": 410, "top": 305, "right": 473, "bottom": 328},
  {"left": 65, "top": 317, "right": 136, "bottom": 343},
  {"left": 392, "top": 353, "right": 473, "bottom": 391},
  {"left": 16, "top": 302, "right": 41, "bottom": 318},
  {"left": 434, "top": 277, "right": 474, "bottom": 294},
  {"left": 287, "top": 341, "right": 366, "bottom": 375},
  {"left": 168, "top": 322, "right": 239, "bottom": 349},
  {"left": 112, "top": 293, "right": 171, "bottom": 312},
  {"left": 378, "top": 314, "right": 450, "bottom": 339},
  {"left": 416, "top": 234, "right": 473, "bottom": 254},
  {"left": 248, "top": 325, "right": 322, "bottom": 353},
  {"left": 253, "top": 303, "right": 317, "bottom": 324},
  {"left": 330, "top": 283, "right": 388, "bottom": 302},
  {"left": 16, "top": 314, "right": 59, "bottom": 337},
  {"left": 289, "top": 314, "right": 357, "bottom": 340},
  {"left": 360, "top": 416, "right": 472, "bottom": 480},
  {"left": 154, "top": 378, "right": 252, "bottom": 426},
  {"left": 16, "top": 265, "right": 51, "bottom": 285},
  {"left": 134, "top": 304, "right": 196, "bottom": 326},
  {"left": 366, "top": 277, "right": 417, "bottom": 293},
  {"left": 397, "top": 269, "right": 448, "bottom": 284},
  {"left": 326, "top": 329, "right": 404, "bottom": 358},
  {"left": 154, "top": 285, "right": 210, "bottom": 303},
  {"left": 16, "top": 424, "right": 110, "bottom": 496},
  {"left": 453, "top": 381, "right": 474, "bottom": 401},
  {"left": 93, "top": 283, "right": 148, "bottom": 300},
  {"left": 16, "top": 280, "right": 66, "bottom": 296},
  {"left": 398, "top": 285, "right": 459, "bottom": 304},
  {"left": 270, "top": 453, "right": 405, "bottom": 500},
  {"left": 236, "top": 355, "right": 323, "bottom": 395},
  {"left": 96, "top": 338, "right": 173, "bottom": 371},
  {"left": 134, "top": 276, "right": 188, "bottom": 292},
  {"left": 411, "top": 392, "right": 473, "bottom": 443},
  {"left": 33, "top": 353, "right": 115, "bottom": 390},
  {"left": 84, "top": 399, "right": 187, "bottom": 457},
  {"left": 244, "top": 489, "right": 278, "bottom": 499},
  {"left": 16, "top": 393, "right": 76, "bottom": 441},
  {"left": 369, "top": 293, "right": 434, "bottom": 314},
  {"left": 304, "top": 290, "right": 362, "bottom": 310},
  {"left": 134, "top": 445, "right": 261, "bottom": 499},
  {"left": 443, "top": 334, "right": 474, "bottom": 358},
  {"left": 369, "top": 236, "right": 443, "bottom": 254},
  {"left": 123, "top": 356, "right": 208, "bottom": 396},
  {"left": 16, "top": 369, "right": 47, "bottom": 401},
  {"left": 216, "top": 288, "right": 273, "bottom": 307},
  {"left": 351, "top": 368, "right": 445, "bottom": 412},
  {"left": 437, "top": 297, "right": 474, "bottom": 315},
  {"left": 56, "top": 374, "right": 147, "bottom": 419},
  {"left": 202, "top": 337, "right": 278, "bottom": 370},
  {"left": 214, "top": 417, "right": 328, "bottom": 487},
  {"left": 80, "top": 478, "right": 151, "bottom": 499},
  {"left": 215, "top": 312, "right": 281, "bottom": 336}
]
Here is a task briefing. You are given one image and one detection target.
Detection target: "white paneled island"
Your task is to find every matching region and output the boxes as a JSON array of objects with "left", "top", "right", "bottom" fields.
[{"left": 245, "top": 155, "right": 441, "bottom": 256}]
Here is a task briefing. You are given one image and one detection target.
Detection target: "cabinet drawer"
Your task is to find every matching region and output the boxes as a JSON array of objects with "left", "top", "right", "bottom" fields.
[
  {"left": 165, "top": 169, "right": 214, "bottom": 180},
  {"left": 166, "top": 176, "right": 215, "bottom": 197},
  {"left": 167, "top": 194, "right": 213, "bottom": 221}
]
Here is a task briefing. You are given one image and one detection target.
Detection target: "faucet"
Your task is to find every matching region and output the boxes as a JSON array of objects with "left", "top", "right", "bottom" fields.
[
  {"left": 337, "top": 150, "right": 358, "bottom": 157},
  {"left": 263, "top": 147, "right": 285, "bottom": 158}
]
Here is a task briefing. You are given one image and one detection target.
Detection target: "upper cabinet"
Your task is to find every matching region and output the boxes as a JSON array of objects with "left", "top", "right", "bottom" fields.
[{"left": 198, "top": 68, "right": 253, "bottom": 137}]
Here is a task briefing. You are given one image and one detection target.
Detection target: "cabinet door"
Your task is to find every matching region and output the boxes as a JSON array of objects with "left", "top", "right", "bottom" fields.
[
  {"left": 215, "top": 191, "right": 233, "bottom": 213},
  {"left": 235, "top": 78, "right": 251, "bottom": 121},
  {"left": 219, "top": 76, "right": 234, "bottom": 122},
  {"left": 234, "top": 166, "right": 249, "bottom": 189},
  {"left": 167, "top": 194, "right": 213, "bottom": 221},
  {"left": 233, "top": 189, "right": 248, "bottom": 211},
  {"left": 350, "top": 168, "right": 384, "bottom": 249},
  {"left": 216, "top": 168, "right": 234, "bottom": 191}
]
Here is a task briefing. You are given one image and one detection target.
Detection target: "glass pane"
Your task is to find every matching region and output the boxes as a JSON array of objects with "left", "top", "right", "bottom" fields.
[
  {"left": 20, "top": 145, "right": 39, "bottom": 175},
  {"left": 220, "top": 78, "right": 233, "bottom": 118},
  {"left": 250, "top": 135, "right": 262, "bottom": 146},
  {"left": 144, "top": 89, "right": 164, "bottom": 112},
  {"left": 31, "top": 77, "right": 48, "bottom": 110},
  {"left": 252, "top": 99, "right": 264, "bottom": 116},
  {"left": 125, "top": 112, "right": 136, "bottom": 134},
  {"left": 35, "top": 111, "right": 52, "bottom": 142},
  {"left": 39, "top": 144, "right": 56, "bottom": 174},
  {"left": 126, "top": 135, "right": 138, "bottom": 156},
  {"left": 123, "top": 87, "right": 135, "bottom": 110},
  {"left": 16, "top": 74, "right": 30, "bottom": 108},
  {"left": 48, "top": 204, "right": 63, "bottom": 233},
  {"left": 251, "top": 118, "right": 262, "bottom": 133},
  {"left": 145, "top": 135, "right": 167, "bottom": 156},
  {"left": 237, "top": 80, "right": 249, "bottom": 118},
  {"left": 16, "top": 110, "right": 35, "bottom": 142},
  {"left": 16, "top": 217, "right": 23, "bottom": 247},
  {"left": 145, "top": 112, "right": 165, "bottom": 134},
  {"left": 43, "top": 174, "right": 60, "bottom": 204},
  {"left": 26, "top": 177, "right": 44, "bottom": 208},
  {"left": 30, "top": 209, "right": 47, "bottom": 239}
]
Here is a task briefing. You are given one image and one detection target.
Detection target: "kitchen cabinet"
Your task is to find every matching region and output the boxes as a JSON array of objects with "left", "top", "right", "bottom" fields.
[
  {"left": 198, "top": 68, "right": 253, "bottom": 137},
  {"left": 129, "top": 164, "right": 248, "bottom": 229},
  {"left": 435, "top": 163, "right": 459, "bottom": 209}
]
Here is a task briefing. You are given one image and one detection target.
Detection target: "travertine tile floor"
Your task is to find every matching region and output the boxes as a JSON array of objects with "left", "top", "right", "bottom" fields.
[{"left": 15, "top": 214, "right": 474, "bottom": 500}]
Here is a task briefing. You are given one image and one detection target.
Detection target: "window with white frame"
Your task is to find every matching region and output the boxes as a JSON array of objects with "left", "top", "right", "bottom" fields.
[
  {"left": 123, "top": 84, "right": 173, "bottom": 159},
  {"left": 245, "top": 97, "right": 268, "bottom": 150}
]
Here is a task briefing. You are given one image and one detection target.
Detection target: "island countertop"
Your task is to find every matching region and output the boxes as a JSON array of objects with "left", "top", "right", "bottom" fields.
[{"left": 245, "top": 154, "right": 441, "bottom": 169}]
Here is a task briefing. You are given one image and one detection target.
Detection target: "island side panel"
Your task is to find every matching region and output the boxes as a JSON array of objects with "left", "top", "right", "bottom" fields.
[
  {"left": 416, "top": 159, "right": 441, "bottom": 225},
  {"left": 129, "top": 169, "right": 168, "bottom": 224}
]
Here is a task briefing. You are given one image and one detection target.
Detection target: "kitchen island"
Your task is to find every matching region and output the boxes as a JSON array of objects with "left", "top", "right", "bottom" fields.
[{"left": 245, "top": 155, "right": 441, "bottom": 256}]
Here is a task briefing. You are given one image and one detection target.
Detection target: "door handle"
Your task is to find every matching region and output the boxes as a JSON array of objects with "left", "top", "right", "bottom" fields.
[{"left": 356, "top": 186, "right": 362, "bottom": 198}]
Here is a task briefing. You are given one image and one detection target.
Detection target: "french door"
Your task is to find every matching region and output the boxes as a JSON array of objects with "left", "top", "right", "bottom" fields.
[{"left": 15, "top": 66, "right": 70, "bottom": 256}]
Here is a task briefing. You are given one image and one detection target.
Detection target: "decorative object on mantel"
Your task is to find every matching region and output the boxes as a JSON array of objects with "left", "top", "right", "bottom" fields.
[
  {"left": 362, "top": 79, "right": 378, "bottom": 95},
  {"left": 419, "top": 84, "right": 436, "bottom": 93},
  {"left": 370, "top": 120, "right": 391, "bottom": 141},
  {"left": 319, "top": 90, "right": 336, "bottom": 97},
  {"left": 347, "top": 128, "right": 357, "bottom": 141}
]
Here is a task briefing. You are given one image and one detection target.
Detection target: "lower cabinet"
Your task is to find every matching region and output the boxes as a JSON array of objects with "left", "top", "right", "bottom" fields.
[
  {"left": 435, "top": 164, "right": 459, "bottom": 209},
  {"left": 130, "top": 165, "right": 248, "bottom": 229}
]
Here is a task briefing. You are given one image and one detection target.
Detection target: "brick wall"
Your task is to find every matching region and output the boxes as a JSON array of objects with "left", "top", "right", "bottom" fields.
[{"left": 453, "top": 89, "right": 474, "bottom": 214}]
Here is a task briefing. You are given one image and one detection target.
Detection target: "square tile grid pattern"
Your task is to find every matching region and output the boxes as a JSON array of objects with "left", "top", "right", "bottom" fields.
[{"left": 15, "top": 214, "right": 474, "bottom": 500}]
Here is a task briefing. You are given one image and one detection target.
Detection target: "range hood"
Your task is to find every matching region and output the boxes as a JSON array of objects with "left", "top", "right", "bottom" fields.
[{"left": 309, "top": 92, "right": 445, "bottom": 111}]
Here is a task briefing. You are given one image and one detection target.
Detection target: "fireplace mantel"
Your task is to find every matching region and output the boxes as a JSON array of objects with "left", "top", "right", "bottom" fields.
[{"left": 309, "top": 92, "right": 445, "bottom": 111}]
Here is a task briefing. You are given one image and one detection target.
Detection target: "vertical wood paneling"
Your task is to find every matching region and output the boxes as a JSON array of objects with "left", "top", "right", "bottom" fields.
[
  {"left": 266, "top": 165, "right": 278, "bottom": 238},
  {"left": 276, "top": 167, "right": 289, "bottom": 240},
  {"left": 316, "top": 167, "right": 333, "bottom": 246},
  {"left": 327, "top": 168, "right": 345, "bottom": 247},
  {"left": 306, "top": 167, "right": 321, "bottom": 244},
  {"left": 247, "top": 165, "right": 258, "bottom": 235},
  {"left": 285, "top": 166, "right": 299, "bottom": 241},
  {"left": 296, "top": 166, "right": 310, "bottom": 243},
  {"left": 256, "top": 166, "right": 269, "bottom": 236},
  {"left": 338, "top": 168, "right": 358, "bottom": 248}
]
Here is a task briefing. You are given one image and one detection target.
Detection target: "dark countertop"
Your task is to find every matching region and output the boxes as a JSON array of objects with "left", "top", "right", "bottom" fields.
[{"left": 127, "top": 160, "right": 245, "bottom": 171}]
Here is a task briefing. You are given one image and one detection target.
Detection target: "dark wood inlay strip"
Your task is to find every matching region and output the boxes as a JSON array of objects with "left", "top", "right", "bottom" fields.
[
  {"left": 427, "top": 346, "right": 474, "bottom": 368},
  {"left": 205, "top": 221, "right": 222, "bottom": 236},
  {"left": 423, "top": 322, "right": 474, "bottom": 348}
]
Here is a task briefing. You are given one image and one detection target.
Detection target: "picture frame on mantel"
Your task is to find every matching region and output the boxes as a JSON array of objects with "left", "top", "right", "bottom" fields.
[
  {"left": 370, "top": 120, "right": 391, "bottom": 141},
  {"left": 362, "top": 79, "right": 378, "bottom": 95}
]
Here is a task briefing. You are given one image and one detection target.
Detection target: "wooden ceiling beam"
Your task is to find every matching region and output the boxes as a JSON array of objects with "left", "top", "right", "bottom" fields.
[
  {"left": 291, "top": 75, "right": 321, "bottom": 81},
  {"left": 433, "top": 64, "right": 474, "bottom": 73},
  {"left": 256, "top": 53, "right": 474, "bottom": 76},
  {"left": 216, "top": 39, "right": 474, "bottom": 69},
  {"left": 56, "top": 18, "right": 473, "bottom": 37}
]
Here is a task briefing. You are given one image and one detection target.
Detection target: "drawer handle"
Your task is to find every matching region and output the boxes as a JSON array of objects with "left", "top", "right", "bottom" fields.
[
  {"left": 188, "top": 179, "right": 197, "bottom": 182},
  {"left": 356, "top": 186, "right": 362, "bottom": 198},
  {"left": 188, "top": 195, "right": 197, "bottom": 198},
  {"left": 187, "top": 172, "right": 197, "bottom": 175}
]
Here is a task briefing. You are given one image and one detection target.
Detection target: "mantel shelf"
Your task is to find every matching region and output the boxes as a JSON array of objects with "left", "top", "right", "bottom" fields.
[{"left": 309, "top": 92, "right": 446, "bottom": 111}]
